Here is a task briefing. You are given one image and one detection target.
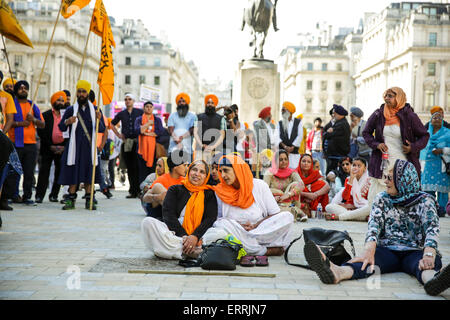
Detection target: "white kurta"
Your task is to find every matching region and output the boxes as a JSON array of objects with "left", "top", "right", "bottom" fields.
[
  {"left": 202, "top": 179, "right": 295, "bottom": 256},
  {"left": 274, "top": 120, "right": 303, "bottom": 169}
]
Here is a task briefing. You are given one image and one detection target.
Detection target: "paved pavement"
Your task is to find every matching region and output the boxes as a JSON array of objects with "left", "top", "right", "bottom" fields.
[{"left": 0, "top": 186, "right": 449, "bottom": 300}]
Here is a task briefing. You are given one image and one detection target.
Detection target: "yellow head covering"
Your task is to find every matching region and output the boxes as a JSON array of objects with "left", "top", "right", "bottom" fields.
[
  {"left": 296, "top": 114, "right": 303, "bottom": 120},
  {"left": 283, "top": 101, "right": 296, "bottom": 114},
  {"left": 2, "top": 78, "right": 17, "bottom": 90},
  {"left": 76, "top": 80, "right": 91, "bottom": 93},
  {"left": 260, "top": 149, "right": 274, "bottom": 161}
]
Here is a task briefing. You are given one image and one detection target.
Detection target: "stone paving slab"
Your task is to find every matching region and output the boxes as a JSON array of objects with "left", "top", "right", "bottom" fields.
[{"left": 0, "top": 187, "right": 449, "bottom": 300}]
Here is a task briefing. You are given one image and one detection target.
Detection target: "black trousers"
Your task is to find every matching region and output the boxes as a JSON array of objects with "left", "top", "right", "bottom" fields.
[
  {"left": 108, "top": 157, "right": 116, "bottom": 187},
  {"left": 36, "top": 151, "right": 62, "bottom": 200},
  {"left": 121, "top": 142, "right": 140, "bottom": 196},
  {"left": 138, "top": 154, "right": 156, "bottom": 188},
  {"left": 16, "top": 144, "right": 37, "bottom": 200}
]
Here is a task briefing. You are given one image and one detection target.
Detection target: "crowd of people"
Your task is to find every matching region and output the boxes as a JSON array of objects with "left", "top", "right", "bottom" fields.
[{"left": 1, "top": 71, "right": 450, "bottom": 295}]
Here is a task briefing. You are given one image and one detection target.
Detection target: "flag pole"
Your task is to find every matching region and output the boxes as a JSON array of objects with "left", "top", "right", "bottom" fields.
[
  {"left": 1, "top": 35, "right": 16, "bottom": 84},
  {"left": 89, "top": 88, "right": 101, "bottom": 211},
  {"left": 28, "top": 0, "right": 63, "bottom": 114}
]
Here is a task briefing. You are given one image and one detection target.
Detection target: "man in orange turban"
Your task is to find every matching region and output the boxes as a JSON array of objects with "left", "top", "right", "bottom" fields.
[
  {"left": 201, "top": 154, "right": 294, "bottom": 259},
  {"left": 275, "top": 101, "right": 303, "bottom": 169},
  {"left": 193, "top": 94, "right": 226, "bottom": 162},
  {"left": 35, "top": 91, "right": 67, "bottom": 203}
]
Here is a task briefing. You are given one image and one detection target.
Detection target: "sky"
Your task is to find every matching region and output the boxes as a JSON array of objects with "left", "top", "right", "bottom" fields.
[{"left": 103, "top": 0, "right": 420, "bottom": 83}]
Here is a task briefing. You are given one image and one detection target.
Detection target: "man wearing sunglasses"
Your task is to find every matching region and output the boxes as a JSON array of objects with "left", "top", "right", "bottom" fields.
[{"left": 110, "top": 93, "right": 143, "bottom": 198}]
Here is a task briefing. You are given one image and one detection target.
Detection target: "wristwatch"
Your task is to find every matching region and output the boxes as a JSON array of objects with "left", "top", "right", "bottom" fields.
[{"left": 424, "top": 252, "right": 434, "bottom": 258}]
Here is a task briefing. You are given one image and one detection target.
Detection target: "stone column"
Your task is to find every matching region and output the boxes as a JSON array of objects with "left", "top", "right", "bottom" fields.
[{"left": 439, "top": 60, "right": 447, "bottom": 107}]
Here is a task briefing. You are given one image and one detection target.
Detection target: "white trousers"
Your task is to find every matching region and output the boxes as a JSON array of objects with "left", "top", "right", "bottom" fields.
[
  {"left": 325, "top": 204, "right": 370, "bottom": 221},
  {"left": 141, "top": 217, "right": 183, "bottom": 260},
  {"left": 202, "top": 211, "right": 294, "bottom": 256}
]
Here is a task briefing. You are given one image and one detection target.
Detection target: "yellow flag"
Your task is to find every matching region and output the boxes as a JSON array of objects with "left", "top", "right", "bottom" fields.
[
  {"left": 95, "top": 0, "right": 115, "bottom": 105},
  {"left": 0, "top": 0, "right": 33, "bottom": 48},
  {"left": 61, "top": 0, "right": 91, "bottom": 19}
]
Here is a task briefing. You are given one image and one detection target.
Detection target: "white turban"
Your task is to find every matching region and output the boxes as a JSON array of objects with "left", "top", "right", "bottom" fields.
[{"left": 124, "top": 93, "right": 136, "bottom": 101}]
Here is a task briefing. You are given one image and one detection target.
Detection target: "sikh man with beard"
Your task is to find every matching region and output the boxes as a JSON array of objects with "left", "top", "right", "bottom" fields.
[
  {"left": 274, "top": 102, "right": 303, "bottom": 170},
  {"left": 193, "top": 94, "right": 226, "bottom": 162},
  {"left": 35, "top": 91, "right": 67, "bottom": 203},
  {"left": 57, "top": 80, "right": 105, "bottom": 210},
  {"left": 168, "top": 93, "right": 197, "bottom": 161},
  {"left": 2, "top": 78, "right": 17, "bottom": 97},
  {"left": 7, "top": 81, "right": 45, "bottom": 206},
  {"left": 0, "top": 71, "right": 16, "bottom": 134},
  {"left": 253, "top": 106, "right": 276, "bottom": 152}
]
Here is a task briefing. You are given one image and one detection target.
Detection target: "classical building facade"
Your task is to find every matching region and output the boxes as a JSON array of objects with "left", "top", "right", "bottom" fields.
[
  {"left": 349, "top": 2, "right": 450, "bottom": 120},
  {"left": 3, "top": 0, "right": 102, "bottom": 108}
]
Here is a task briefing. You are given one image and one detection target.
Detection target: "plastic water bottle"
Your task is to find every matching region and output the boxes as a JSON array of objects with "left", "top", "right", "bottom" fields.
[
  {"left": 317, "top": 203, "right": 323, "bottom": 220},
  {"left": 380, "top": 152, "right": 390, "bottom": 176}
]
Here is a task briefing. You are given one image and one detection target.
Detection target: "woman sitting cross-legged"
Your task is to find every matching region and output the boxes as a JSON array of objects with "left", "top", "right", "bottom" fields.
[
  {"left": 304, "top": 160, "right": 450, "bottom": 296},
  {"left": 202, "top": 154, "right": 294, "bottom": 263},
  {"left": 325, "top": 157, "right": 371, "bottom": 221},
  {"left": 297, "top": 154, "right": 330, "bottom": 216},
  {"left": 263, "top": 150, "right": 307, "bottom": 222},
  {"left": 140, "top": 156, "right": 168, "bottom": 215},
  {"left": 141, "top": 160, "right": 217, "bottom": 260}
]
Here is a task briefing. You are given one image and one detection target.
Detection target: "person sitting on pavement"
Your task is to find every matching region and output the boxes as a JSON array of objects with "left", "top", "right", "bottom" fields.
[
  {"left": 304, "top": 159, "right": 450, "bottom": 297},
  {"left": 202, "top": 154, "right": 294, "bottom": 264},
  {"left": 325, "top": 157, "right": 371, "bottom": 221},
  {"left": 140, "top": 157, "right": 168, "bottom": 216},
  {"left": 142, "top": 151, "right": 187, "bottom": 219},
  {"left": 263, "top": 150, "right": 307, "bottom": 222},
  {"left": 207, "top": 152, "right": 222, "bottom": 186},
  {"left": 141, "top": 160, "right": 217, "bottom": 260}
]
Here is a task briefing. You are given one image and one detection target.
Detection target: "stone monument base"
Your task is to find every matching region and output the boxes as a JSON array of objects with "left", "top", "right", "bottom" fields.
[{"left": 233, "top": 58, "right": 281, "bottom": 129}]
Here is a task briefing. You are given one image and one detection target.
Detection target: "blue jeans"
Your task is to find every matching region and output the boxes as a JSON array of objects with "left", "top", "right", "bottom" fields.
[
  {"left": 342, "top": 246, "right": 442, "bottom": 284},
  {"left": 312, "top": 151, "right": 326, "bottom": 175}
]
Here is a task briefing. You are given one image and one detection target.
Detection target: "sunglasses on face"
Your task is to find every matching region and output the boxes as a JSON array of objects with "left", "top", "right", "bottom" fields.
[
  {"left": 383, "top": 174, "right": 393, "bottom": 182},
  {"left": 342, "top": 163, "right": 350, "bottom": 166},
  {"left": 432, "top": 115, "right": 443, "bottom": 120}
]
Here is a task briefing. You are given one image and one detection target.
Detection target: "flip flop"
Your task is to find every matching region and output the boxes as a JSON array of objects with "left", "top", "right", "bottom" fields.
[
  {"left": 255, "top": 255, "right": 269, "bottom": 267},
  {"left": 240, "top": 255, "right": 255, "bottom": 267},
  {"left": 303, "top": 240, "right": 336, "bottom": 284},
  {"left": 424, "top": 264, "right": 450, "bottom": 296}
]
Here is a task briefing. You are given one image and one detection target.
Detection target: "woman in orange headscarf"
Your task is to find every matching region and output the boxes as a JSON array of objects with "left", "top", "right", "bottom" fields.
[
  {"left": 140, "top": 160, "right": 218, "bottom": 260},
  {"left": 298, "top": 154, "right": 330, "bottom": 215},
  {"left": 202, "top": 154, "right": 294, "bottom": 261}
]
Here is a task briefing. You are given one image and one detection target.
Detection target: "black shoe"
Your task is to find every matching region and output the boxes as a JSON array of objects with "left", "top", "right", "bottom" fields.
[
  {"left": 126, "top": 194, "right": 137, "bottom": 199},
  {"left": 12, "top": 196, "right": 22, "bottom": 203},
  {"left": 49, "top": 196, "right": 58, "bottom": 202},
  {"left": 85, "top": 198, "right": 97, "bottom": 210},
  {"left": 23, "top": 199, "right": 37, "bottom": 206},
  {"left": 35, "top": 197, "right": 43, "bottom": 204},
  {"left": 424, "top": 265, "right": 450, "bottom": 296},
  {"left": 0, "top": 200, "right": 13, "bottom": 211},
  {"left": 102, "top": 188, "right": 113, "bottom": 199}
]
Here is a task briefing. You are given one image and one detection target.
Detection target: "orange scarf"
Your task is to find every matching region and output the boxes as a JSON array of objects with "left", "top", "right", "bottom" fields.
[
  {"left": 383, "top": 87, "right": 406, "bottom": 126},
  {"left": 138, "top": 113, "right": 156, "bottom": 167},
  {"left": 181, "top": 161, "right": 212, "bottom": 235},
  {"left": 213, "top": 154, "right": 255, "bottom": 209}
]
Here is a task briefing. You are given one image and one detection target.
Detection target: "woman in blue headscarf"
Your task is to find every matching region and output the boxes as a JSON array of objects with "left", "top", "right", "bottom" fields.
[
  {"left": 303, "top": 159, "right": 450, "bottom": 296},
  {"left": 420, "top": 107, "right": 450, "bottom": 216}
]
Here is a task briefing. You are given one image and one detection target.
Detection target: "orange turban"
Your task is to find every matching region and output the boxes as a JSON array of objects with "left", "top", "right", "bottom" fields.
[
  {"left": 244, "top": 122, "right": 249, "bottom": 130},
  {"left": 176, "top": 92, "right": 190, "bottom": 105},
  {"left": 430, "top": 106, "right": 444, "bottom": 115},
  {"left": 283, "top": 101, "right": 296, "bottom": 114},
  {"left": 204, "top": 94, "right": 218, "bottom": 107},
  {"left": 51, "top": 91, "right": 67, "bottom": 105}
]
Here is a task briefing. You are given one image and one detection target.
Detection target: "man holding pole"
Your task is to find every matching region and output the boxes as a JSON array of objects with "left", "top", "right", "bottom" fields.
[{"left": 58, "top": 80, "right": 105, "bottom": 210}]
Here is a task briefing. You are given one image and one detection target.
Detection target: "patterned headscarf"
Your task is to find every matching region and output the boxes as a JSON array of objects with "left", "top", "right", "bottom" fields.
[{"left": 387, "top": 160, "right": 430, "bottom": 207}]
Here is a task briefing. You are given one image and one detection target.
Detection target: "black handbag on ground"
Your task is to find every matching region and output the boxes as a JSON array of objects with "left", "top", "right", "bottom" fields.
[
  {"left": 199, "top": 239, "right": 243, "bottom": 271},
  {"left": 284, "top": 227, "right": 356, "bottom": 269}
]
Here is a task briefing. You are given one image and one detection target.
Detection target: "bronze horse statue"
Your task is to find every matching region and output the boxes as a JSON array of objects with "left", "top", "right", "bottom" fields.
[{"left": 241, "top": 0, "right": 279, "bottom": 59}]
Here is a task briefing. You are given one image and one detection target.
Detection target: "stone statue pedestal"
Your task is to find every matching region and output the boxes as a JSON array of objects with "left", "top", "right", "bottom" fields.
[{"left": 233, "top": 58, "right": 281, "bottom": 128}]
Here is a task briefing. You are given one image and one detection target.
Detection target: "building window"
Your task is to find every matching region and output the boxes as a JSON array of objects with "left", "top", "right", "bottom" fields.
[
  {"left": 14, "top": 55, "right": 23, "bottom": 68},
  {"left": 306, "top": 80, "right": 313, "bottom": 90},
  {"left": 307, "top": 62, "right": 313, "bottom": 71},
  {"left": 425, "top": 90, "right": 435, "bottom": 110},
  {"left": 306, "top": 98, "right": 312, "bottom": 112},
  {"left": 139, "top": 75, "right": 146, "bottom": 84},
  {"left": 125, "top": 57, "right": 131, "bottom": 65},
  {"left": 335, "top": 81, "right": 342, "bottom": 91},
  {"left": 322, "top": 63, "right": 328, "bottom": 71},
  {"left": 428, "top": 63, "right": 436, "bottom": 76},
  {"left": 154, "top": 57, "right": 161, "bottom": 67},
  {"left": 39, "top": 29, "right": 47, "bottom": 41},
  {"left": 125, "top": 75, "right": 131, "bottom": 85},
  {"left": 154, "top": 76, "right": 160, "bottom": 86},
  {"left": 429, "top": 33, "right": 437, "bottom": 47},
  {"left": 139, "top": 58, "right": 146, "bottom": 66},
  {"left": 336, "top": 63, "right": 343, "bottom": 72},
  {"left": 321, "top": 81, "right": 327, "bottom": 91}
]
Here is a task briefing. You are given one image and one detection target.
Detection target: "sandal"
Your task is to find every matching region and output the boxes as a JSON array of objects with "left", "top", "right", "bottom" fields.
[
  {"left": 303, "top": 241, "right": 336, "bottom": 284},
  {"left": 424, "top": 264, "right": 450, "bottom": 296},
  {"left": 325, "top": 213, "right": 338, "bottom": 221},
  {"left": 240, "top": 255, "right": 255, "bottom": 267},
  {"left": 255, "top": 255, "right": 269, "bottom": 267}
]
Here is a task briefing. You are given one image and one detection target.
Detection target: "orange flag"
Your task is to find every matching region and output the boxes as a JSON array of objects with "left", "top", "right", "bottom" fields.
[
  {"left": 61, "top": 0, "right": 91, "bottom": 19},
  {"left": 0, "top": 0, "right": 33, "bottom": 48},
  {"left": 91, "top": 0, "right": 115, "bottom": 105}
]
